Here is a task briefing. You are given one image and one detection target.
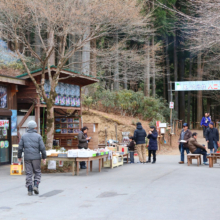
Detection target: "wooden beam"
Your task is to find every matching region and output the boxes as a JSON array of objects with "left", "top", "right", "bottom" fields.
[
  {"left": 37, "top": 104, "right": 81, "bottom": 110},
  {"left": 17, "top": 104, "right": 35, "bottom": 129},
  {"left": 0, "top": 75, "right": 27, "bottom": 85}
]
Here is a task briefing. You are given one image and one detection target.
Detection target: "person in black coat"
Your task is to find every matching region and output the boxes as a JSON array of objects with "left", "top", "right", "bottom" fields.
[
  {"left": 133, "top": 122, "right": 147, "bottom": 163},
  {"left": 147, "top": 126, "right": 158, "bottom": 164},
  {"left": 127, "top": 136, "right": 135, "bottom": 163},
  {"left": 206, "top": 122, "right": 219, "bottom": 153}
]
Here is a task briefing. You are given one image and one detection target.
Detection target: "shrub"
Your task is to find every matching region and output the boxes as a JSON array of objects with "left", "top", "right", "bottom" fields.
[{"left": 85, "top": 89, "right": 177, "bottom": 123}]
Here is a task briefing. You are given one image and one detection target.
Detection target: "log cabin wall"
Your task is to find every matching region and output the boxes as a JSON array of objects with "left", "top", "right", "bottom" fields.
[{"left": 83, "top": 123, "right": 99, "bottom": 149}]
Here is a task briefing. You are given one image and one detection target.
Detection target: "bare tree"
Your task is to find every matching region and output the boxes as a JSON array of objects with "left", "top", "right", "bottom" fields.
[{"left": 0, "top": 0, "right": 150, "bottom": 149}]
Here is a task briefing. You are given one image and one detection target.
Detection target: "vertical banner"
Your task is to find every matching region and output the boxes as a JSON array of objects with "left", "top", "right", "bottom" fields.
[{"left": 11, "top": 110, "right": 17, "bottom": 136}]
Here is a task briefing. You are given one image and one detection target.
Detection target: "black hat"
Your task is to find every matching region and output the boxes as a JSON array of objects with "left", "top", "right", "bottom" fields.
[{"left": 136, "top": 122, "right": 141, "bottom": 126}]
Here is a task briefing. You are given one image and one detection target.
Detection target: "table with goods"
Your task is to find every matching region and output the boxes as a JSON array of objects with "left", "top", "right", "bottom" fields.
[
  {"left": 46, "top": 145, "right": 130, "bottom": 175},
  {"left": 46, "top": 148, "right": 110, "bottom": 176}
]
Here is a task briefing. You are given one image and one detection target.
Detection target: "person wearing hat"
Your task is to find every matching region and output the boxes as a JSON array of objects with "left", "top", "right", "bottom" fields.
[
  {"left": 18, "top": 120, "right": 46, "bottom": 196},
  {"left": 133, "top": 122, "right": 147, "bottom": 163},
  {"left": 205, "top": 122, "right": 219, "bottom": 153},
  {"left": 178, "top": 123, "right": 192, "bottom": 164}
]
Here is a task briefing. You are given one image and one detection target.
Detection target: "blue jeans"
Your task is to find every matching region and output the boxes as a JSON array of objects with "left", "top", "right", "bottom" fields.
[
  {"left": 210, "top": 141, "right": 218, "bottom": 153},
  {"left": 130, "top": 151, "right": 134, "bottom": 163},
  {"left": 179, "top": 143, "right": 189, "bottom": 162},
  {"left": 193, "top": 148, "right": 207, "bottom": 162}
]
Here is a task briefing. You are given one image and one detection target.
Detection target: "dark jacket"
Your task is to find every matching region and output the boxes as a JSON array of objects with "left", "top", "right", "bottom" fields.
[
  {"left": 134, "top": 124, "right": 147, "bottom": 145},
  {"left": 78, "top": 131, "right": 89, "bottom": 149},
  {"left": 206, "top": 127, "right": 219, "bottom": 149},
  {"left": 18, "top": 129, "right": 46, "bottom": 161},
  {"left": 179, "top": 129, "right": 192, "bottom": 149},
  {"left": 188, "top": 137, "right": 206, "bottom": 153},
  {"left": 200, "top": 117, "right": 211, "bottom": 127},
  {"left": 127, "top": 140, "right": 135, "bottom": 151},
  {"left": 147, "top": 131, "right": 158, "bottom": 151}
]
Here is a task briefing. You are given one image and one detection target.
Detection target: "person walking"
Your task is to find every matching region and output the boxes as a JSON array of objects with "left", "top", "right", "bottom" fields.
[
  {"left": 178, "top": 123, "right": 192, "bottom": 164},
  {"left": 200, "top": 113, "right": 211, "bottom": 138},
  {"left": 206, "top": 122, "right": 219, "bottom": 153},
  {"left": 18, "top": 120, "right": 46, "bottom": 196},
  {"left": 78, "top": 126, "right": 90, "bottom": 169},
  {"left": 188, "top": 132, "right": 208, "bottom": 165},
  {"left": 146, "top": 126, "right": 158, "bottom": 164},
  {"left": 133, "top": 122, "right": 147, "bottom": 164}
]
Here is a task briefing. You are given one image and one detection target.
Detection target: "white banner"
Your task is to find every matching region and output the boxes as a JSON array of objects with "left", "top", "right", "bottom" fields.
[{"left": 175, "top": 81, "right": 220, "bottom": 91}]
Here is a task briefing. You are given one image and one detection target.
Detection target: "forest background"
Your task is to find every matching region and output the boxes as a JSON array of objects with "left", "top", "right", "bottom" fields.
[{"left": 0, "top": 0, "right": 219, "bottom": 147}]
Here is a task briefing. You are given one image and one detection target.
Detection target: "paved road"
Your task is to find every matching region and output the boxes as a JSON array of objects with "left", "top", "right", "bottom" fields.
[{"left": 0, "top": 155, "right": 219, "bottom": 220}]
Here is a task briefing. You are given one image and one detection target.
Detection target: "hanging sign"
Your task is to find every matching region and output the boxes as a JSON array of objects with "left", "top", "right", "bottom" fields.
[
  {"left": 175, "top": 81, "right": 220, "bottom": 91},
  {"left": 169, "top": 102, "right": 174, "bottom": 109}
]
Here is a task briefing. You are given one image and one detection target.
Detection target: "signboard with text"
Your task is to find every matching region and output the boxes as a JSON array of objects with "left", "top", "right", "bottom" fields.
[
  {"left": 175, "top": 81, "right": 220, "bottom": 91},
  {"left": 169, "top": 102, "right": 174, "bottom": 109}
]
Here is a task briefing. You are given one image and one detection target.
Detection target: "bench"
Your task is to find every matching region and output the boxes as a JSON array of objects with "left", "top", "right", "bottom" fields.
[{"left": 187, "top": 154, "right": 202, "bottom": 166}]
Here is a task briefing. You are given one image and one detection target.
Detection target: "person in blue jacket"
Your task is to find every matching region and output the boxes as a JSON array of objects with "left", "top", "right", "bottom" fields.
[
  {"left": 146, "top": 126, "right": 158, "bottom": 164},
  {"left": 200, "top": 113, "right": 211, "bottom": 138}
]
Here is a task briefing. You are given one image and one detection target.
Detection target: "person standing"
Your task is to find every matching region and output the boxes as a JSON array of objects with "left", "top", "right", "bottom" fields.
[
  {"left": 78, "top": 126, "right": 90, "bottom": 169},
  {"left": 18, "top": 120, "right": 46, "bottom": 196},
  {"left": 133, "top": 122, "right": 147, "bottom": 164},
  {"left": 178, "top": 123, "right": 192, "bottom": 164},
  {"left": 146, "top": 126, "right": 158, "bottom": 164},
  {"left": 127, "top": 136, "right": 135, "bottom": 164},
  {"left": 188, "top": 132, "right": 208, "bottom": 165},
  {"left": 206, "top": 122, "right": 219, "bottom": 153},
  {"left": 200, "top": 113, "right": 211, "bottom": 138}
]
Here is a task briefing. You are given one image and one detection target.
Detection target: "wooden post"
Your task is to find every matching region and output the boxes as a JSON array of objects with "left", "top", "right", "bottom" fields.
[
  {"left": 105, "top": 128, "right": 107, "bottom": 146},
  {"left": 115, "top": 124, "right": 117, "bottom": 142}
]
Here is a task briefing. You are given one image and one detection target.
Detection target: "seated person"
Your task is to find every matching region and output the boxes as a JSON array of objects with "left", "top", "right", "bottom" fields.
[{"left": 188, "top": 132, "right": 208, "bottom": 165}]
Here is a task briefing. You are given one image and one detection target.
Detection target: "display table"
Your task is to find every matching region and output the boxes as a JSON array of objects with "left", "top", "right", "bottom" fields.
[
  {"left": 46, "top": 157, "right": 76, "bottom": 175},
  {"left": 76, "top": 154, "right": 108, "bottom": 176},
  {"left": 123, "top": 153, "right": 129, "bottom": 163}
]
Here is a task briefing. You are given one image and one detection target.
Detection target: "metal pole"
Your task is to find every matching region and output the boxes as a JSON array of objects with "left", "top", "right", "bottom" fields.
[{"left": 170, "top": 81, "right": 173, "bottom": 134}]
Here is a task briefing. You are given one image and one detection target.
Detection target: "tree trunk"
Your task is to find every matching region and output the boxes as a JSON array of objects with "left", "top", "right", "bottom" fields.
[
  {"left": 152, "top": 36, "right": 156, "bottom": 97},
  {"left": 192, "top": 93, "right": 195, "bottom": 129},
  {"left": 48, "top": 31, "right": 55, "bottom": 66},
  {"left": 35, "top": 28, "right": 41, "bottom": 63},
  {"left": 90, "top": 39, "right": 97, "bottom": 77},
  {"left": 197, "top": 52, "right": 203, "bottom": 124},
  {"left": 69, "top": 35, "right": 82, "bottom": 72},
  {"left": 152, "top": 0, "right": 156, "bottom": 97},
  {"left": 82, "top": 29, "right": 91, "bottom": 76},
  {"left": 207, "top": 98, "right": 211, "bottom": 114},
  {"left": 124, "top": 58, "right": 128, "bottom": 90},
  {"left": 144, "top": 40, "right": 150, "bottom": 96},
  {"left": 166, "top": 36, "right": 171, "bottom": 103},
  {"left": 114, "top": 30, "right": 119, "bottom": 91},
  {"left": 46, "top": 105, "right": 54, "bottom": 149},
  {"left": 174, "top": 32, "right": 179, "bottom": 117},
  {"left": 187, "top": 54, "right": 193, "bottom": 128},
  {"left": 179, "top": 54, "right": 185, "bottom": 121}
]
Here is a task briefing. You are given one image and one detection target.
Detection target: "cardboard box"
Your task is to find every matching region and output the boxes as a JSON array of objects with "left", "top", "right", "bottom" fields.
[
  {"left": 107, "top": 147, "right": 117, "bottom": 152},
  {"left": 118, "top": 146, "right": 128, "bottom": 154}
]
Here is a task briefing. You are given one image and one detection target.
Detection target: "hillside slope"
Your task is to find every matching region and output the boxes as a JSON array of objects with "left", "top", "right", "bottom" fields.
[{"left": 82, "top": 109, "right": 181, "bottom": 155}]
